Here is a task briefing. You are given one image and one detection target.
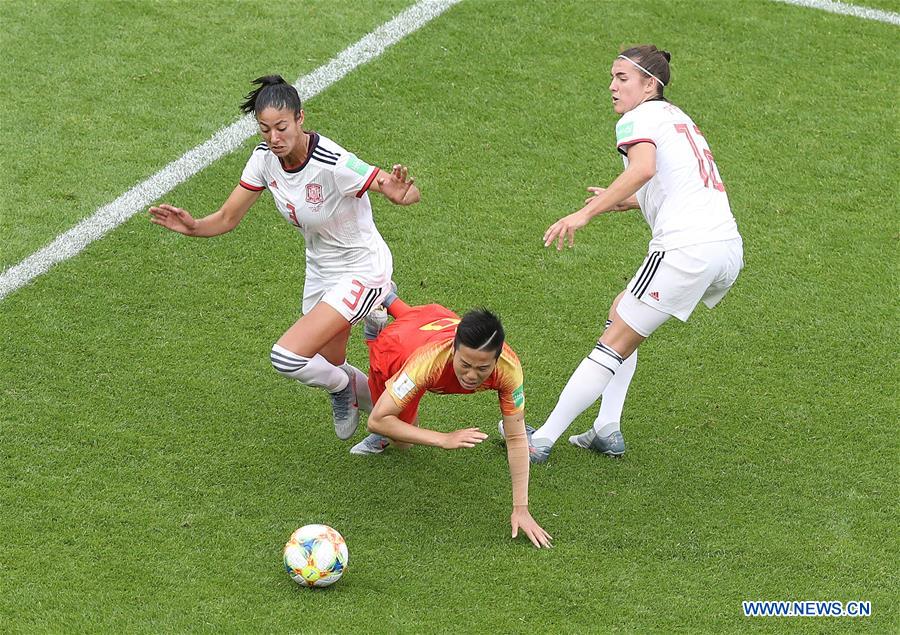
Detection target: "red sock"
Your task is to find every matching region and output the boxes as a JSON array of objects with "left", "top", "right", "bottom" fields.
[{"left": 387, "top": 299, "right": 412, "bottom": 318}]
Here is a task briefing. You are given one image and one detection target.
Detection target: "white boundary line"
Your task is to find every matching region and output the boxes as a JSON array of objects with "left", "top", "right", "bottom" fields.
[
  {"left": 0, "top": 0, "right": 461, "bottom": 301},
  {"left": 771, "top": 0, "right": 900, "bottom": 25},
  {"left": 2, "top": 0, "right": 896, "bottom": 301}
]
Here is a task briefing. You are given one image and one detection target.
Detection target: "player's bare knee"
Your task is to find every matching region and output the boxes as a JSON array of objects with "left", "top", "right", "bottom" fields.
[{"left": 598, "top": 318, "right": 644, "bottom": 360}]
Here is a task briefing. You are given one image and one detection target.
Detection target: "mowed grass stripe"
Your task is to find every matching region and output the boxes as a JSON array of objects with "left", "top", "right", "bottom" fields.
[
  {"left": 1, "top": 0, "right": 896, "bottom": 632},
  {"left": 0, "top": 0, "right": 457, "bottom": 282},
  {"left": 0, "top": 1, "right": 413, "bottom": 271},
  {"left": 0, "top": 0, "right": 460, "bottom": 301}
]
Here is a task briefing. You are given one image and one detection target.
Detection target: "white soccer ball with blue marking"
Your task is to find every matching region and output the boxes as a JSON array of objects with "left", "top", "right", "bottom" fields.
[{"left": 283, "top": 524, "right": 349, "bottom": 587}]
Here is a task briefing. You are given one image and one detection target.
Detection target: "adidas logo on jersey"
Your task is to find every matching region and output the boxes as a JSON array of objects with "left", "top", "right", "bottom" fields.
[
  {"left": 269, "top": 180, "right": 278, "bottom": 188},
  {"left": 649, "top": 291, "right": 660, "bottom": 301}
]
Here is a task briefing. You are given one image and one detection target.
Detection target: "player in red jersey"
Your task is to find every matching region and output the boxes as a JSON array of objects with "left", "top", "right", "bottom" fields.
[{"left": 350, "top": 296, "right": 552, "bottom": 548}]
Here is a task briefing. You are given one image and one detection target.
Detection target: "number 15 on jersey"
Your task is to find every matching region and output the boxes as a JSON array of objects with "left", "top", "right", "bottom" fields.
[{"left": 675, "top": 123, "right": 725, "bottom": 192}]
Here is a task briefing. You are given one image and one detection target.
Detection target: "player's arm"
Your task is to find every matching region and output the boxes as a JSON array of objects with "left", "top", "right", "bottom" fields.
[
  {"left": 581, "top": 142, "right": 655, "bottom": 217},
  {"left": 368, "top": 164, "right": 420, "bottom": 205},
  {"left": 584, "top": 187, "right": 639, "bottom": 211},
  {"left": 502, "top": 412, "right": 552, "bottom": 549},
  {"left": 543, "top": 142, "right": 656, "bottom": 250},
  {"left": 367, "top": 392, "right": 486, "bottom": 449},
  {"left": 149, "top": 185, "right": 261, "bottom": 237}
]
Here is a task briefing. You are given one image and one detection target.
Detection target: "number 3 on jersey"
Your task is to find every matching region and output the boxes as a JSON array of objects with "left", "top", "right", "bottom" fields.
[
  {"left": 286, "top": 202, "right": 301, "bottom": 228},
  {"left": 675, "top": 124, "right": 725, "bottom": 192},
  {"left": 342, "top": 280, "right": 366, "bottom": 310}
]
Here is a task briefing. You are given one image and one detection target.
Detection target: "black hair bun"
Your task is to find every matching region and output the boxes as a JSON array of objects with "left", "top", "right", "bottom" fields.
[
  {"left": 660, "top": 50, "right": 671, "bottom": 62},
  {"left": 254, "top": 74, "right": 286, "bottom": 86}
]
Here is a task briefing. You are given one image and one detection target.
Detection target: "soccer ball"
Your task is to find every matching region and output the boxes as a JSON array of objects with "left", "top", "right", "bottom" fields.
[{"left": 283, "top": 524, "right": 349, "bottom": 587}]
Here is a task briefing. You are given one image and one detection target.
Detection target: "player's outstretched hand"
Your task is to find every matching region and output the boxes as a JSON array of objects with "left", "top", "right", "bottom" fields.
[
  {"left": 511, "top": 506, "right": 553, "bottom": 549},
  {"left": 441, "top": 427, "right": 488, "bottom": 450},
  {"left": 149, "top": 204, "right": 198, "bottom": 235},
  {"left": 377, "top": 164, "right": 418, "bottom": 205},
  {"left": 543, "top": 209, "right": 590, "bottom": 251}
]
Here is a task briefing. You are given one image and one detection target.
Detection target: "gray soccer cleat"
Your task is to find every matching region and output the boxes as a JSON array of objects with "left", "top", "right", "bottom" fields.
[
  {"left": 331, "top": 369, "right": 360, "bottom": 440},
  {"left": 568, "top": 428, "right": 625, "bottom": 457},
  {"left": 349, "top": 433, "right": 391, "bottom": 455},
  {"left": 497, "top": 419, "right": 536, "bottom": 442},
  {"left": 498, "top": 420, "right": 550, "bottom": 464},
  {"left": 363, "top": 280, "right": 398, "bottom": 341},
  {"left": 528, "top": 437, "right": 554, "bottom": 464}
]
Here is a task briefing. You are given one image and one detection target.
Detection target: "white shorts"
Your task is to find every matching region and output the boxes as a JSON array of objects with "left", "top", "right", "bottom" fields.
[
  {"left": 619, "top": 238, "right": 743, "bottom": 331},
  {"left": 302, "top": 276, "right": 393, "bottom": 324}
]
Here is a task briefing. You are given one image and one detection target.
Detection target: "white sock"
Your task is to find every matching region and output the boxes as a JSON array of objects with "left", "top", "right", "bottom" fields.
[
  {"left": 534, "top": 342, "right": 624, "bottom": 445},
  {"left": 341, "top": 362, "right": 373, "bottom": 412},
  {"left": 270, "top": 344, "right": 348, "bottom": 392},
  {"left": 592, "top": 325, "right": 637, "bottom": 437}
]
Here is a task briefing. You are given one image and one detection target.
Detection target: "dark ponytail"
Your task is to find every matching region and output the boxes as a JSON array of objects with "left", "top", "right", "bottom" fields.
[
  {"left": 240, "top": 74, "right": 302, "bottom": 116},
  {"left": 620, "top": 45, "right": 671, "bottom": 98}
]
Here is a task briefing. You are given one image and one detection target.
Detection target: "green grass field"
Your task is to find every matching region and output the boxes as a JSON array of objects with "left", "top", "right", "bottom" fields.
[{"left": 2, "top": 0, "right": 898, "bottom": 632}]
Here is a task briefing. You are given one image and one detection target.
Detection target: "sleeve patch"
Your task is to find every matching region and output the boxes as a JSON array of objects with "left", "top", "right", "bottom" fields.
[
  {"left": 346, "top": 155, "right": 372, "bottom": 176},
  {"left": 512, "top": 385, "right": 525, "bottom": 408},
  {"left": 392, "top": 373, "right": 416, "bottom": 399},
  {"left": 615, "top": 121, "right": 634, "bottom": 142}
]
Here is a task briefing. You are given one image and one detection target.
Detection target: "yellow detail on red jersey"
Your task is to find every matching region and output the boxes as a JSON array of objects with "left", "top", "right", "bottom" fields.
[
  {"left": 418, "top": 317, "right": 461, "bottom": 331},
  {"left": 371, "top": 304, "right": 526, "bottom": 417},
  {"left": 386, "top": 339, "right": 525, "bottom": 416}
]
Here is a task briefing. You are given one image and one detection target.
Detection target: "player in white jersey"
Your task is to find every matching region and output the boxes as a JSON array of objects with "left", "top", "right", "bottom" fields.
[
  {"left": 530, "top": 45, "right": 744, "bottom": 462},
  {"left": 149, "top": 75, "right": 420, "bottom": 440}
]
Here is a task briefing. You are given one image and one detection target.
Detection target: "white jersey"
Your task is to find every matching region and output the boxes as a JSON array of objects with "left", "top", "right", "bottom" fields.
[
  {"left": 616, "top": 100, "right": 740, "bottom": 251},
  {"left": 239, "top": 132, "right": 392, "bottom": 286}
]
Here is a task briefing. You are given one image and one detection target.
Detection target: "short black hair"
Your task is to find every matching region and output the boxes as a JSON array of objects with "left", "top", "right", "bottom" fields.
[
  {"left": 239, "top": 75, "right": 302, "bottom": 116},
  {"left": 454, "top": 308, "right": 505, "bottom": 359}
]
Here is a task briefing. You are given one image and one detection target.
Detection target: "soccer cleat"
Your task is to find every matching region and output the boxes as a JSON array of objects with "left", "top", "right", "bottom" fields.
[
  {"left": 363, "top": 280, "right": 398, "bottom": 341},
  {"left": 568, "top": 428, "right": 625, "bottom": 457},
  {"left": 497, "top": 420, "right": 550, "bottom": 463},
  {"left": 497, "top": 419, "right": 536, "bottom": 442},
  {"left": 528, "top": 437, "right": 554, "bottom": 464},
  {"left": 349, "top": 433, "right": 391, "bottom": 455},
  {"left": 331, "top": 369, "right": 360, "bottom": 440}
]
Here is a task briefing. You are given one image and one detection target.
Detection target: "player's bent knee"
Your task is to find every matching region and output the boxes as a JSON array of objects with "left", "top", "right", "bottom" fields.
[{"left": 270, "top": 343, "right": 311, "bottom": 380}]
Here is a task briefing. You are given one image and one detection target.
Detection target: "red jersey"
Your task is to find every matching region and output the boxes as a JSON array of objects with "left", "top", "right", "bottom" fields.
[{"left": 367, "top": 304, "right": 525, "bottom": 422}]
